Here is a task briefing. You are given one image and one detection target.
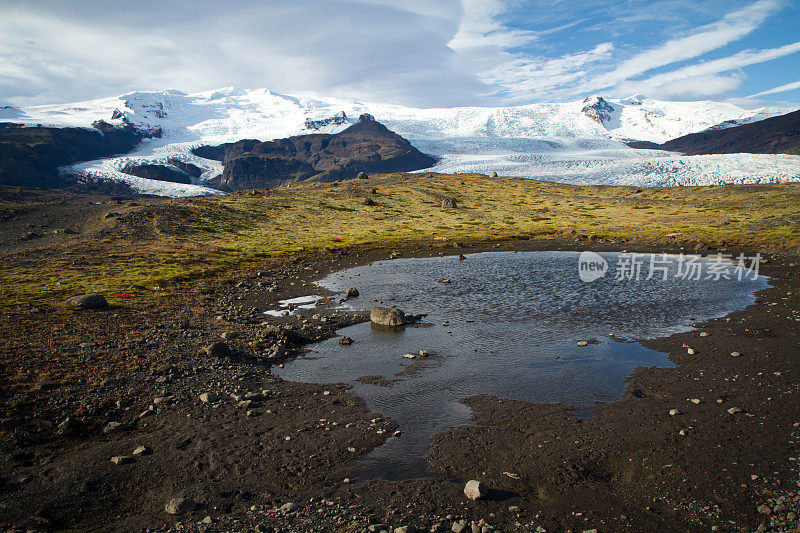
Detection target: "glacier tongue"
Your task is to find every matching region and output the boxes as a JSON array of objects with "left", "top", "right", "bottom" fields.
[{"left": 8, "top": 88, "right": 800, "bottom": 197}]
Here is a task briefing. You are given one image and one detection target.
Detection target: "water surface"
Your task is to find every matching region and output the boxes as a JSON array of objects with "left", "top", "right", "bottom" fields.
[{"left": 275, "top": 251, "right": 767, "bottom": 478}]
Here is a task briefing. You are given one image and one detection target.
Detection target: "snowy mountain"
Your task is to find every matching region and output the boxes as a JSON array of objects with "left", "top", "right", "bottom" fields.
[{"left": 3, "top": 88, "right": 799, "bottom": 196}]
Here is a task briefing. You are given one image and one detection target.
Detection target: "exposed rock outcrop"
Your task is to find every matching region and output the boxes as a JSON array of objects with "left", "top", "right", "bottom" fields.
[
  {"left": 0, "top": 121, "right": 151, "bottom": 189},
  {"left": 627, "top": 108, "right": 800, "bottom": 155},
  {"left": 581, "top": 96, "right": 615, "bottom": 125},
  {"left": 121, "top": 163, "right": 192, "bottom": 184},
  {"left": 194, "top": 114, "right": 436, "bottom": 191}
]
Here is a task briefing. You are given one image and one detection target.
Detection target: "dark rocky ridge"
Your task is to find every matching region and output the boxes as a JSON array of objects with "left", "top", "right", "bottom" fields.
[
  {"left": 194, "top": 114, "right": 436, "bottom": 191},
  {"left": 627, "top": 108, "right": 800, "bottom": 155},
  {"left": 0, "top": 121, "right": 153, "bottom": 189},
  {"left": 121, "top": 163, "right": 193, "bottom": 184}
]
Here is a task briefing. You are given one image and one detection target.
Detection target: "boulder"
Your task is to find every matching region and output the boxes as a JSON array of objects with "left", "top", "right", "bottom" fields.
[
  {"left": 363, "top": 198, "right": 377, "bottom": 206},
  {"left": 346, "top": 287, "right": 360, "bottom": 298},
  {"left": 165, "top": 497, "right": 196, "bottom": 515},
  {"left": 370, "top": 307, "right": 407, "bottom": 327},
  {"left": 464, "top": 479, "right": 488, "bottom": 500},
  {"left": 441, "top": 198, "right": 458, "bottom": 208},
  {"left": 66, "top": 294, "right": 109, "bottom": 309},
  {"left": 358, "top": 172, "right": 369, "bottom": 179},
  {"left": 203, "top": 341, "right": 233, "bottom": 358}
]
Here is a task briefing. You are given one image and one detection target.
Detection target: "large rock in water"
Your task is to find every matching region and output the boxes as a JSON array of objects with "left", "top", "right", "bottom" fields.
[
  {"left": 196, "top": 114, "right": 436, "bottom": 191},
  {"left": 370, "top": 306, "right": 407, "bottom": 327}
]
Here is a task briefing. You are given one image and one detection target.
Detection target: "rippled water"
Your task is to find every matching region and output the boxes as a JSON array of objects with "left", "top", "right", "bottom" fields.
[{"left": 275, "top": 251, "right": 767, "bottom": 479}]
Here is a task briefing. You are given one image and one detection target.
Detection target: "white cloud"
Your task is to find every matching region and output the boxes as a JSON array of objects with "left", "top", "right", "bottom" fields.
[
  {"left": 0, "top": 0, "right": 795, "bottom": 106},
  {"left": 749, "top": 79, "right": 800, "bottom": 97},
  {"left": 642, "top": 41, "right": 800, "bottom": 87},
  {"left": 583, "top": 0, "right": 784, "bottom": 91}
]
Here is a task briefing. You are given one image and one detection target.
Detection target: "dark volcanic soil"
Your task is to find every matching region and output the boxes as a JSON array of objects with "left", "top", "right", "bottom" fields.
[{"left": 0, "top": 195, "right": 799, "bottom": 532}]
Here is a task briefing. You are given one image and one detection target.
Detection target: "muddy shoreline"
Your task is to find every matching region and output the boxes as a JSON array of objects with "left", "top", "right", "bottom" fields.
[{"left": 1, "top": 235, "right": 799, "bottom": 532}]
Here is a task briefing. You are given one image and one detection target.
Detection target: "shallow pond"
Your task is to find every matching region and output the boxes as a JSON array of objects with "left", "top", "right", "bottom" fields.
[{"left": 275, "top": 251, "right": 767, "bottom": 479}]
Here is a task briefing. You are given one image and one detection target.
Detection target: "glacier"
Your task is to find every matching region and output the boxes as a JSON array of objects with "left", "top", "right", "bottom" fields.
[{"left": 3, "top": 87, "right": 799, "bottom": 197}]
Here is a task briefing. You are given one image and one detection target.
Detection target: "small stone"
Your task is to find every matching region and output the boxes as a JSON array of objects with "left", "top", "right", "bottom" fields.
[
  {"left": 110, "top": 455, "right": 132, "bottom": 465},
  {"left": 395, "top": 527, "right": 417, "bottom": 533},
  {"left": 687, "top": 348, "right": 695, "bottom": 355},
  {"left": 165, "top": 497, "right": 196, "bottom": 515},
  {"left": 200, "top": 392, "right": 219, "bottom": 404},
  {"left": 727, "top": 407, "right": 742, "bottom": 414},
  {"left": 699, "top": 332, "right": 709, "bottom": 337},
  {"left": 280, "top": 502, "right": 299, "bottom": 513},
  {"left": 201, "top": 516, "right": 212, "bottom": 524},
  {"left": 577, "top": 341, "right": 588, "bottom": 347},
  {"left": 36, "top": 380, "right": 60, "bottom": 391},
  {"left": 731, "top": 351, "right": 741, "bottom": 357},
  {"left": 508, "top": 505, "right": 520, "bottom": 512},
  {"left": 66, "top": 294, "right": 109, "bottom": 309},
  {"left": 669, "top": 409, "right": 682, "bottom": 416},
  {"left": 346, "top": 287, "right": 360, "bottom": 298},
  {"left": 757, "top": 504, "right": 772, "bottom": 515},
  {"left": 419, "top": 350, "right": 429, "bottom": 357},
  {"left": 393, "top": 430, "right": 402, "bottom": 437},
  {"left": 339, "top": 336, "right": 353, "bottom": 345},
  {"left": 441, "top": 198, "right": 458, "bottom": 209},
  {"left": 103, "top": 421, "right": 126, "bottom": 434},
  {"left": 452, "top": 521, "right": 468, "bottom": 533},
  {"left": 403, "top": 353, "right": 416, "bottom": 359},
  {"left": 203, "top": 341, "right": 232, "bottom": 358},
  {"left": 464, "top": 479, "right": 488, "bottom": 500},
  {"left": 132, "top": 445, "right": 150, "bottom": 456},
  {"left": 690, "top": 398, "right": 702, "bottom": 404}
]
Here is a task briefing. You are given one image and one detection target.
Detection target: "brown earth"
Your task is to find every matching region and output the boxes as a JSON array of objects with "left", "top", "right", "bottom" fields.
[{"left": 0, "top": 189, "right": 798, "bottom": 532}]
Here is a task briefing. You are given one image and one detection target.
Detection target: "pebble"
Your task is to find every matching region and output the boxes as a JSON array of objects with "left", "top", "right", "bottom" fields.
[
  {"left": 452, "top": 521, "right": 468, "bottom": 533},
  {"left": 200, "top": 392, "right": 219, "bottom": 404},
  {"left": 669, "top": 409, "right": 682, "bottom": 416},
  {"left": 464, "top": 479, "right": 488, "bottom": 500},
  {"left": 687, "top": 348, "right": 695, "bottom": 355},
  {"left": 577, "top": 341, "right": 588, "bottom": 347},
  {"left": 731, "top": 351, "right": 741, "bottom": 357},
  {"left": 727, "top": 407, "right": 742, "bottom": 414},
  {"left": 110, "top": 455, "right": 132, "bottom": 465},
  {"left": 403, "top": 353, "right": 416, "bottom": 359},
  {"left": 280, "top": 502, "right": 299, "bottom": 513},
  {"left": 102, "top": 421, "right": 126, "bottom": 434},
  {"left": 165, "top": 497, "right": 197, "bottom": 515},
  {"left": 132, "top": 445, "right": 150, "bottom": 456}
]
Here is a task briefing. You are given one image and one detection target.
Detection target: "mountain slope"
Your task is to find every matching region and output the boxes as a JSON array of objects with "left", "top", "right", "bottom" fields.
[
  {"left": 0, "top": 121, "right": 147, "bottom": 188},
  {"left": 196, "top": 114, "right": 436, "bottom": 191},
  {"left": 2, "top": 88, "right": 798, "bottom": 195},
  {"left": 634, "top": 109, "right": 800, "bottom": 156}
]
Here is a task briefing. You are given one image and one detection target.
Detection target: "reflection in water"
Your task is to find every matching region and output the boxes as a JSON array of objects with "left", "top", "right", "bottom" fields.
[{"left": 275, "top": 251, "right": 767, "bottom": 479}]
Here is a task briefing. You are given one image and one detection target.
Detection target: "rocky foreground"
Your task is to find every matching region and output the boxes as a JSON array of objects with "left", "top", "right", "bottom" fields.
[{"left": 1, "top": 179, "right": 799, "bottom": 532}]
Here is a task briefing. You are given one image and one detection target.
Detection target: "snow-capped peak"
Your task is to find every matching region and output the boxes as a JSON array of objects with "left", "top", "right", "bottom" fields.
[{"left": 4, "top": 87, "right": 798, "bottom": 197}]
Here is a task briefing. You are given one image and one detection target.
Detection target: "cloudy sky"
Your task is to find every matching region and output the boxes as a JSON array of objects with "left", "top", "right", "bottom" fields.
[{"left": 1, "top": 0, "right": 798, "bottom": 107}]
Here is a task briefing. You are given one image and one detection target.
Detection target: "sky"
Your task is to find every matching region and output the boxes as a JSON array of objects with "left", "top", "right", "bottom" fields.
[{"left": 0, "top": 0, "right": 798, "bottom": 108}]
